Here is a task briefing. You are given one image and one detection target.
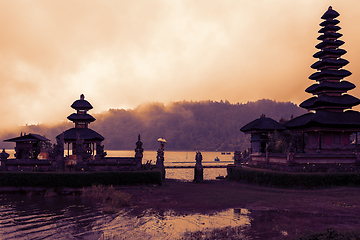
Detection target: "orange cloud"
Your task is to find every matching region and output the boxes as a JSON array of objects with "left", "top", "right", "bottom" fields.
[{"left": 0, "top": 1, "right": 359, "bottom": 130}]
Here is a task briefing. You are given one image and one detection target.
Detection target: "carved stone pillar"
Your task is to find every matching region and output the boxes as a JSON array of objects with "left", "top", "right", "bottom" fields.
[{"left": 194, "top": 151, "right": 203, "bottom": 182}]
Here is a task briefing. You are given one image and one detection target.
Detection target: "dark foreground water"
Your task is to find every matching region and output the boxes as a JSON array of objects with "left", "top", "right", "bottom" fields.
[
  {"left": 0, "top": 151, "right": 245, "bottom": 239},
  {"left": 0, "top": 194, "right": 110, "bottom": 239},
  {"left": 4, "top": 151, "right": 358, "bottom": 239},
  {"left": 0, "top": 193, "right": 250, "bottom": 239}
]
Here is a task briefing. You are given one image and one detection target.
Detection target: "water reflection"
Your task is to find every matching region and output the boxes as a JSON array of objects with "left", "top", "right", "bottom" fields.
[
  {"left": 0, "top": 194, "right": 115, "bottom": 239},
  {"left": 0, "top": 193, "right": 250, "bottom": 239},
  {"left": 100, "top": 208, "right": 250, "bottom": 239}
]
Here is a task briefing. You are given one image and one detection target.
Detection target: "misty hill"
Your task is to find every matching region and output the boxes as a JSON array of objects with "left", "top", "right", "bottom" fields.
[{"left": 1, "top": 99, "right": 307, "bottom": 151}]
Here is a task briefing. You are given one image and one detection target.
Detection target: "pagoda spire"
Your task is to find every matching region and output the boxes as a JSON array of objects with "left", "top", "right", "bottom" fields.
[
  {"left": 67, "top": 94, "right": 95, "bottom": 128},
  {"left": 300, "top": 6, "right": 360, "bottom": 112}
]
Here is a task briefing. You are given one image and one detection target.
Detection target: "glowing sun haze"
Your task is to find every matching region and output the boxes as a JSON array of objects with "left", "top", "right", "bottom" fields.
[{"left": 1, "top": 0, "right": 360, "bottom": 129}]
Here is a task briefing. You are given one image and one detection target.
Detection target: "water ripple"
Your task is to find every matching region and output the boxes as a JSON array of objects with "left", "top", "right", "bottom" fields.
[{"left": 0, "top": 194, "right": 250, "bottom": 239}]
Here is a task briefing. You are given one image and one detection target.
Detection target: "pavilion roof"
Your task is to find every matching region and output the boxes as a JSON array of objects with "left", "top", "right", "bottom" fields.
[
  {"left": 57, "top": 128, "right": 104, "bottom": 142},
  {"left": 4, "top": 133, "right": 50, "bottom": 142},
  {"left": 240, "top": 116, "right": 286, "bottom": 133}
]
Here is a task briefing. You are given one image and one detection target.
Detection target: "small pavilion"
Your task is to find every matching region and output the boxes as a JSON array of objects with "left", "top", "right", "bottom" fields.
[
  {"left": 56, "top": 94, "right": 105, "bottom": 159},
  {"left": 240, "top": 115, "right": 286, "bottom": 153},
  {"left": 4, "top": 133, "right": 51, "bottom": 159}
]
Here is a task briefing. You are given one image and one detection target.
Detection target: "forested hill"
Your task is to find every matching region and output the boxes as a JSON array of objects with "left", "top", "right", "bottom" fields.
[{"left": 2, "top": 99, "right": 307, "bottom": 151}]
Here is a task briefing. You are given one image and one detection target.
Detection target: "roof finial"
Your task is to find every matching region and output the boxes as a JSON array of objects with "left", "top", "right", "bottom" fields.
[{"left": 80, "top": 94, "right": 85, "bottom": 100}]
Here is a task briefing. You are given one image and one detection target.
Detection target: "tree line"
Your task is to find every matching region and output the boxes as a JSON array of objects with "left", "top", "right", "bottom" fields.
[{"left": 0, "top": 99, "right": 307, "bottom": 151}]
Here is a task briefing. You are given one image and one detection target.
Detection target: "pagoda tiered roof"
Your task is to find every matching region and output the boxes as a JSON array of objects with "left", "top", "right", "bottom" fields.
[
  {"left": 71, "top": 94, "right": 93, "bottom": 110},
  {"left": 309, "top": 69, "right": 352, "bottom": 81},
  {"left": 284, "top": 110, "right": 360, "bottom": 130},
  {"left": 66, "top": 94, "right": 96, "bottom": 127},
  {"left": 67, "top": 113, "right": 95, "bottom": 123},
  {"left": 56, "top": 94, "right": 104, "bottom": 142},
  {"left": 310, "top": 58, "right": 348, "bottom": 69},
  {"left": 299, "top": 94, "right": 360, "bottom": 110},
  {"left": 317, "top": 32, "right": 342, "bottom": 40},
  {"left": 320, "top": 19, "right": 339, "bottom": 26},
  {"left": 300, "top": 6, "right": 359, "bottom": 111},
  {"left": 321, "top": 6, "right": 339, "bottom": 19},
  {"left": 313, "top": 48, "right": 346, "bottom": 59},
  {"left": 305, "top": 81, "right": 355, "bottom": 94},
  {"left": 285, "top": 6, "right": 360, "bottom": 130}
]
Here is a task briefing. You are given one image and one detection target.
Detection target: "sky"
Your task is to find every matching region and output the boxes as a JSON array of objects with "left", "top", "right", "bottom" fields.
[{"left": 1, "top": 0, "right": 360, "bottom": 129}]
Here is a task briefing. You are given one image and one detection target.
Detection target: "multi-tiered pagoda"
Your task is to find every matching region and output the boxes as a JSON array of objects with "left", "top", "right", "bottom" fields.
[
  {"left": 56, "top": 94, "right": 105, "bottom": 158},
  {"left": 285, "top": 6, "right": 360, "bottom": 153}
]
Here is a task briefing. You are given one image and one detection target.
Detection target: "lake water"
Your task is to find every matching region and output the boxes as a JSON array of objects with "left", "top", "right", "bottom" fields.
[
  {"left": 0, "top": 150, "right": 250, "bottom": 239},
  {"left": 4, "top": 149, "right": 234, "bottom": 181},
  {"left": 108, "top": 150, "right": 234, "bottom": 181},
  {"left": 0, "top": 193, "right": 250, "bottom": 239}
]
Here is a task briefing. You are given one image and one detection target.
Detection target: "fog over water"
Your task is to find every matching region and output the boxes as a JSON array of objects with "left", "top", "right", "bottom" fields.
[{"left": 1, "top": 1, "right": 360, "bottom": 130}]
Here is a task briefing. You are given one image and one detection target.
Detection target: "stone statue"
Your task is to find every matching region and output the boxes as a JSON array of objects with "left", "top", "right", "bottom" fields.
[
  {"left": 95, "top": 144, "right": 107, "bottom": 160},
  {"left": 51, "top": 133, "right": 64, "bottom": 159},
  {"left": 156, "top": 142, "right": 165, "bottom": 167},
  {"left": 156, "top": 138, "right": 166, "bottom": 179},
  {"left": 0, "top": 149, "right": 9, "bottom": 160},
  {"left": 234, "top": 150, "right": 242, "bottom": 165},
  {"left": 75, "top": 133, "right": 91, "bottom": 161},
  {"left": 0, "top": 149, "right": 8, "bottom": 171},
  {"left": 22, "top": 149, "right": 30, "bottom": 159},
  {"left": 195, "top": 151, "right": 203, "bottom": 167}
]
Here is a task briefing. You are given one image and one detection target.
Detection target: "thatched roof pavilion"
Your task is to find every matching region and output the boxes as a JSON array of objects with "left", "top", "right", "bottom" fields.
[{"left": 241, "top": 115, "right": 285, "bottom": 153}]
